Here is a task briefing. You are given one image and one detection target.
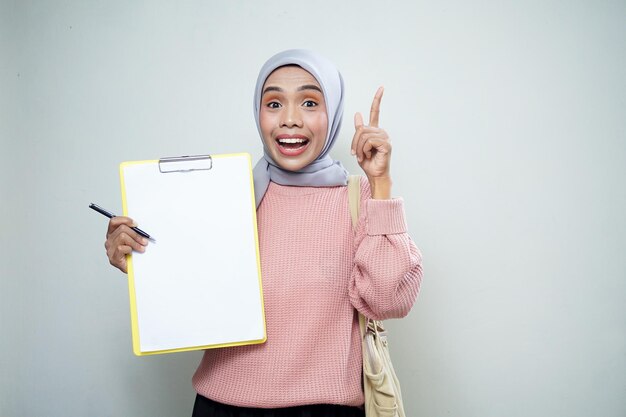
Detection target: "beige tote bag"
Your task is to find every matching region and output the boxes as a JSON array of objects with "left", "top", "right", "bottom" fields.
[{"left": 348, "top": 175, "right": 406, "bottom": 417}]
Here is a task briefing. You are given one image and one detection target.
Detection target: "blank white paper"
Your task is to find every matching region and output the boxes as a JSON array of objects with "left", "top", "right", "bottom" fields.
[{"left": 120, "top": 153, "right": 265, "bottom": 354}]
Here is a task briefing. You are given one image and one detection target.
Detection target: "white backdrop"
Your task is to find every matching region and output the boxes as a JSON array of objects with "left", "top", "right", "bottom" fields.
[{"left": 1, "top": 1, "right": 625, "bottom": 416}]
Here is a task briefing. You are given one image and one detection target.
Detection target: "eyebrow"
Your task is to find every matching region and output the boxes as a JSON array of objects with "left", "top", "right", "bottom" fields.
[
  {"left": 298, "top": 84, "right": 323, "bottom": 93},
  {"left": 262, "top": 85, "right": 323, "bottom": 95}
]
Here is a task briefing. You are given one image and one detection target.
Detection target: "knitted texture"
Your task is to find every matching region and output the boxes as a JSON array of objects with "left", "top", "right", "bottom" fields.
[{"left": 192, "top": 178, "right": 423, "bottom": 408}]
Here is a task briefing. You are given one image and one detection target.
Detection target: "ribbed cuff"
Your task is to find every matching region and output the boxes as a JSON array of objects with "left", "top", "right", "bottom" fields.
[{"left": 365, "top": 198, "right": 408, "bottom": 236}]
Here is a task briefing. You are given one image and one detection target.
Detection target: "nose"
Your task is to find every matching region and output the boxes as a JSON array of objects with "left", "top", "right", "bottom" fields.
[{"left": 280, "top": 104, "right": 303, "bottom": 128}]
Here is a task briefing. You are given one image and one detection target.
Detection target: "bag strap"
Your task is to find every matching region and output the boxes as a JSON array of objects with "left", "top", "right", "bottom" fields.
[
  {"left": 348, "top": 175, "right": 369, "bottom": 338},
  {"left": 348, "top": 176, "right": 387, "bottom": 340},
  {"left": 348, "top": 175, "right": 361, "bottom": 229}
]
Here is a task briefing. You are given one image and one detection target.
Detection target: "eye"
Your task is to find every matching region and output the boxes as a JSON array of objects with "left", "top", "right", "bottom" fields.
[
  {"left": 266, "top": 101, "right": 281, "bottom": 109},
  {"left": 302, "top": 100, "right": 318, "bottom": 108}
]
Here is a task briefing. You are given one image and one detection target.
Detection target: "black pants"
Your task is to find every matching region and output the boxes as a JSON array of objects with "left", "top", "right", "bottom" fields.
[{"left": 192, "top": 394, "right": 365, "bottom": 417}]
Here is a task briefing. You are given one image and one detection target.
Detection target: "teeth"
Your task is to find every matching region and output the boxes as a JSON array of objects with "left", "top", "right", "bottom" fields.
[{"left": 278, "top": 138, "right": 307, "bottom": 144}]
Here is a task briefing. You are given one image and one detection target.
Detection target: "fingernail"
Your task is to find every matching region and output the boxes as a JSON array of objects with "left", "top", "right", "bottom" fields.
[
  {"left": 351, "top": 149, "right": 356, "bottom": 155},
  {"left": 142, "top": 238, "right": 148, "bottom": 245}
]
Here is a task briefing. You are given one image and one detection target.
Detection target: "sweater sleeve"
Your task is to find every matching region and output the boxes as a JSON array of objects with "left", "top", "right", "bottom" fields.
[{"left": 348, "top": 177, "right": 423, "bottom": 320}]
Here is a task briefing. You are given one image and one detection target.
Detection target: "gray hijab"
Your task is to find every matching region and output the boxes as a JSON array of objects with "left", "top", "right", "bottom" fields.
[{"left": 252, "top": 49, "right": 348, "bottom": 207}]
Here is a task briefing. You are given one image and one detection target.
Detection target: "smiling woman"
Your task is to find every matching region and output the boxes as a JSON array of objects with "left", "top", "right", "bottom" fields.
[
  {"left": 259, "top": 65, "right": 328, "bottom": 171},
  {"left": 103, "top": 49, "right": 423, "bottom": 417},
  {"left": 250, "top": 50, "right": 351, "bottom": 207}
]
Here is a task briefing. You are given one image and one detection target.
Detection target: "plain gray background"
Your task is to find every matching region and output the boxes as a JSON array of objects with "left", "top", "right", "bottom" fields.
[{"left": 2, "top": 1, "right": 625, "bottom": 416}]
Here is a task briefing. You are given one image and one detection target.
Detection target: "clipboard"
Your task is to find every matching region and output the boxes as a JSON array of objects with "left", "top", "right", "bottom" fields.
[{"left": 119, "top": 153, "right": 266, "bottom": 356}]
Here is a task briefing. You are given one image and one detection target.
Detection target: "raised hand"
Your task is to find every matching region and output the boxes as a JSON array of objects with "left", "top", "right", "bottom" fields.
[{"left": 351, "top": 87, "right": 392, "bottom": 199}]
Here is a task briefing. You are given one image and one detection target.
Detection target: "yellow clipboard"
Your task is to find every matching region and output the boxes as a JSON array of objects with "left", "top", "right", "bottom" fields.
[{"left": 119, "top": 153, "right": 266, "bottom": 356}]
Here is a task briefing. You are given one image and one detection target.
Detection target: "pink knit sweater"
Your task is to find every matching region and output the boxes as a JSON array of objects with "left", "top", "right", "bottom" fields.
[{"left": 192, "top": 178, "right": 423, "bottom": 408}]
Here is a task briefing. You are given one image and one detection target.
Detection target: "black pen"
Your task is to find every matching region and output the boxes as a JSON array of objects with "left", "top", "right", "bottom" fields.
[{"left": 89, "top": 203, "right": 155, "bottom": 241}]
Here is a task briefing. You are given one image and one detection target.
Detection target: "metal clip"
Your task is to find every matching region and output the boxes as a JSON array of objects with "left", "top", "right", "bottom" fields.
[{"left": 158, "top": 154, "right": 213, "bottom": 173}]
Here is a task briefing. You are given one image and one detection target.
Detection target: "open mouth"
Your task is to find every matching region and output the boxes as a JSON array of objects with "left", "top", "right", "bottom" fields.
[{"left": 276, "top": 137, "right": 310, "bottom": 156}]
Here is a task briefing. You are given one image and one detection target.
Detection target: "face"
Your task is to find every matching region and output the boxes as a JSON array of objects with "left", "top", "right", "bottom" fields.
[{"left": 259, "top": 65, "right": 328, "bottom": 172}]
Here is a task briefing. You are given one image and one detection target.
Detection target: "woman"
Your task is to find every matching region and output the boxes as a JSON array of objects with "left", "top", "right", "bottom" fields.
[{"left": 105, "top": 49, "right": 423, "bottom": 417}]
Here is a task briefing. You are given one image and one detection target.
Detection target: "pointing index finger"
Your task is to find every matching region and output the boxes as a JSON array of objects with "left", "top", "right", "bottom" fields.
[{"left": 369, "top": 86, "right": 384, "bottom": 127}]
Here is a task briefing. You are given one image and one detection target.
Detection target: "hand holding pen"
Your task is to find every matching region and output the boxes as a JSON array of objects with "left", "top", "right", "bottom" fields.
[{"left": 89, "top": 203, "right": 151, "bottom": 274}]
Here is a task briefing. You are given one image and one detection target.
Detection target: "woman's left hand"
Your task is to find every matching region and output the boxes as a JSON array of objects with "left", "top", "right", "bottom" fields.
[{"left": 352, "top": 87, "right": 392, "bottom": 199}]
